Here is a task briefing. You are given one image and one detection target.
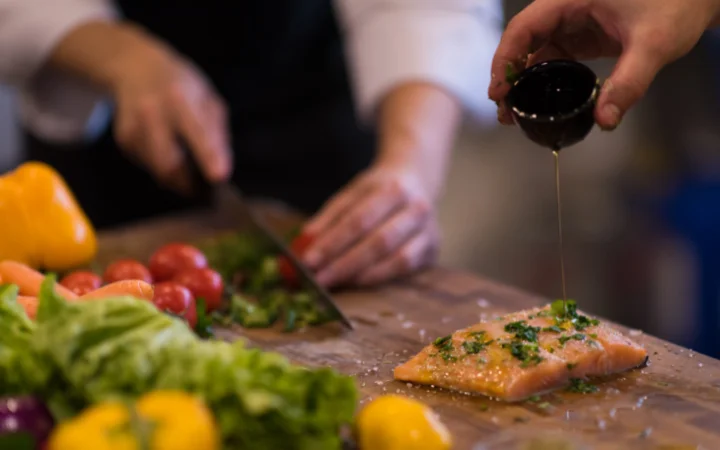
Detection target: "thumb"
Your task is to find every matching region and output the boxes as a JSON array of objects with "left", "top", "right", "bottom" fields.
[{"left": 595, "top": 45, "right": 662, "bottom": 130}]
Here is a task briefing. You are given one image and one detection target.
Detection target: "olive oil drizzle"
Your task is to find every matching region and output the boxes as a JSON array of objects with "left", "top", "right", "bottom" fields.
[{"left": 552, "top": 150, "right": 568, "bottom": 316}]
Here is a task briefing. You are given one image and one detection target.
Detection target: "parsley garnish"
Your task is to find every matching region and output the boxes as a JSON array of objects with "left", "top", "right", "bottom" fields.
[
  {"left": 503, "top": 341, "right": 543, "bottom": 367},
  {"left": 566, "top": 362, "right": 577, "bottom": 370},
  {"left": 505, "top": 321, "right": 540, "bottom": 342},
  {"left": 559, "top": 333, "right": 586, "bottom": 346},
  {"left": 463, "top": 341, "right": 487, "bottom": 354},
  {"left": 549, "top": 300, "right": 600, "bottom": 331},
  {"left": 433, "top": 335, "right": 456, "bottom": 362},
  {"left": 567, "top": 378, "right": 599, "bottom": 394},
  {"left": 542, "top": 325, "right": 563, "bottom": 333},
  {"left": 505, "top": 63, "right": 520, "bottom": 84},
  {"left": 434, "top": 335, "right": 452, "bottom": 347}
]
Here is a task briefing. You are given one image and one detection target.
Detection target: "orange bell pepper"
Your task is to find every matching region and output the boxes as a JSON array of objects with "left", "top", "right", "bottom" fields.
[{"left": 0, "top": 162, "right": 97, "bottom": 271}]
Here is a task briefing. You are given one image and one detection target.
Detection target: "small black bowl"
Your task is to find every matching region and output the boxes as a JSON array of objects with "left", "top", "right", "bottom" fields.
[{"left": 506, "top": 60, "right": 600, "bottom": 151}]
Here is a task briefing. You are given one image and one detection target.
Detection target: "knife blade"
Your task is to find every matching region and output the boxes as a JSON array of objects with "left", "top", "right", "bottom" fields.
[{"left": 180, "top": 144, "right": 353, "bottom": 330}]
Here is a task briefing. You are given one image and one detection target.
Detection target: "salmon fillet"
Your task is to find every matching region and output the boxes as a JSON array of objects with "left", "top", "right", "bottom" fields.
[{"left": 394, "top": 301, "right": 648, "bottom": 402}]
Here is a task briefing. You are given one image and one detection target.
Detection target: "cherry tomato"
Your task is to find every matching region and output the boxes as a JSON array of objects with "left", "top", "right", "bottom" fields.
[
  {"left": 59, "top": 271, "right": 102, "bottom": 296},
  {"left": 103, "top": 259, "right": 153, "bottom": 284},
  {"left": 173, "top": 268, "right": 224, "bottom": 312},
  {"left": 278, "top": 232, "right": 315, "bottom": 288},
  {"left": 149, "top": 243, "right": 208, "bottom": 282},
  {"left": 152, "top": 282, "right": 197, "bottom": 329}
]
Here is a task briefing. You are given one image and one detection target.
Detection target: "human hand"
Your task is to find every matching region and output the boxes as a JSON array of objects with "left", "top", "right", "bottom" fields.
[
  {"left": 300, "top": 164, "right": 441, "bottom": 288},
  {"left": 488, "top": 0, "right": 720, "bottom": 130}
]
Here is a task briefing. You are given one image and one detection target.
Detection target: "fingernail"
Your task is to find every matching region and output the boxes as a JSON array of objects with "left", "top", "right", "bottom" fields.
[{"left": 601, "top": 104, "right": 621, "bottom": 130}]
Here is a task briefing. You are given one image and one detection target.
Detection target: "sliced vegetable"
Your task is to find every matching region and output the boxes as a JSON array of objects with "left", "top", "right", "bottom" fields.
[
  {"left": 103, "top": 259, "right": 153, "bottom": 284},
  {"left": 152, "top": 282, "right": 198, "bottom": 328},
  {"left": 0, "top": 162, "right": 97, "bottom": 272},
  {"left": 278, "top": 232, "right": 314, "bottom": 288},
  {"left": 173, "top": 268, "right": 224, "bottom": 312},
  {"left": 0, "top": 261, "right": 77, "bottom": 299},
  {"left": 149, "top": 243, "right": 207, "bottom": 282},
  {"left": 0, "top": 396, "right": 54, "bottom": 449},
  {"left": 59, "top": 271, "right": 101, "bottom": 296},
  {"left": 79, "top": 280, "right": 154, "bottom": 302}
]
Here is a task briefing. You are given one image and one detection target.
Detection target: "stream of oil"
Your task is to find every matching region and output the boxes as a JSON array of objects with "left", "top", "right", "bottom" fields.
[{"left": 552, "top": 149, "right": 568, "bottom": 312}]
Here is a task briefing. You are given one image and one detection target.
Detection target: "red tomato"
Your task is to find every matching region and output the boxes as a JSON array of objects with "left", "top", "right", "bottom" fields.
[
  {"left": 173, "top": 268, "right": 224, "bottom": 312},
  {"left": 152, "top": 282, "right": 197, "bottom": 329},
  {"left": 278, "top": 232, "right": 315, "bottom": 288},
  {"left": 103, "top": 259, "right": 153, "bottom": 284},
  {"left": 59, "top": 271, "right": 102, "bottom": 296},
  {"left": 149, "top": 243, "right": 208, "bottom": 282}
]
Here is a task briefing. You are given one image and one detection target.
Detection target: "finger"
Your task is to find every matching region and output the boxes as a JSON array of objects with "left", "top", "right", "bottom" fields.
[
  {"left": 489, "top": 0, "right": 573, "bottom": 103},
  {"left": 353, "top": 223, "right": 438, "bottom": 287},
  {"left": 303, "top": 188, "right": 403, "bottom": 270},
  {"left": 594, "top": 41, "right": 662, "bottom": 130},
  {"left": 172, "top": 90, "right": 232, "bottom": 182},
  {"left": 315, "top": 201, "right": 430, "bottom": 287},
  {"left": 527, "top": 42, "right": 574, "bottom": 66},
  {"left": 303, "top": 175, "right": 373, "bottom": 236},
  {"left": 137, "top": 100, "right": 188, "bottom": 190}
]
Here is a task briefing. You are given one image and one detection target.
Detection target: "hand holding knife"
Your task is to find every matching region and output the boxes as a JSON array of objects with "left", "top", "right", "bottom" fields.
[{"left": 178, "top": 144, "right": 354, "bottom": 330}]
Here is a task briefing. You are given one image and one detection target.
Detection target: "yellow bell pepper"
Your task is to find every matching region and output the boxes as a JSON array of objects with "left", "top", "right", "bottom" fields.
[
  {"left": 0, "top": 161, "right": 97, "bottom": 271},
  {"left": 355, "top": 395, "right": 452, "bottom": 450},
  {"left": 47, "top": 391, "right": 219, "bottom": 450}
]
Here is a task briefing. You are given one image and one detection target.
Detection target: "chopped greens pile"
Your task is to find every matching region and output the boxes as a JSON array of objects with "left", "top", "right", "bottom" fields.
[
  {"left": 199, "top": 230, "right": 332, "bottom": 332},
  {"left": 0, "top": 277, "right": 357, "bottom": 450}
]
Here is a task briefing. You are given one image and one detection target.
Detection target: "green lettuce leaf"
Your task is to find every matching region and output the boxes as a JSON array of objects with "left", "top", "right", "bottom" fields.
[{"left": 29, "top": 276, "right": 357, "bottom": 449}]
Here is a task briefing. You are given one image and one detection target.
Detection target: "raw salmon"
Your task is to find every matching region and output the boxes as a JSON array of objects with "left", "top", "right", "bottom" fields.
[{"left": 394, "top": 301, "right": 648, "bottom": 401}]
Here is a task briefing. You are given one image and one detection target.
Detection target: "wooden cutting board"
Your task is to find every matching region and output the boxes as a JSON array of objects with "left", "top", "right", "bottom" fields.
[{"left": 97, "top": 195, "right": 720, "bottom": 450}]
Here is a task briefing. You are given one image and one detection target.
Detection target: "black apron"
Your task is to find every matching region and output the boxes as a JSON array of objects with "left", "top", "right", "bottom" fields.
[{"left": 24, "top": 0, "right": 376, "bottom": 229}]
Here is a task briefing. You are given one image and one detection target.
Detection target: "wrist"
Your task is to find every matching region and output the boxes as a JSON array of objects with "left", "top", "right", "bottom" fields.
[
  {"left": 375, "top": 82, "right": 461, "bottom": 201},
  {"left": 49, "top": 21, "right": 174, "bottom": 92}
]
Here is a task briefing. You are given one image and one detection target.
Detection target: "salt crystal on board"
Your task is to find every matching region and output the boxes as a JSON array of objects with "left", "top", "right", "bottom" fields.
[
  {"left": 477, "top": 298, "right": 491, "bottom": 308},
  {"left": 628, "top": 329, "right": 643, "bottom": 337}
]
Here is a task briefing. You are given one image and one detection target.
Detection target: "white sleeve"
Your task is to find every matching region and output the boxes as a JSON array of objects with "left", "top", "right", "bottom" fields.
[
  {"left": 334, "top": 0, "right": 503, "bottom": 126},
  {"left": 0, "top": 0, "right": 118, "bottom": 142}
]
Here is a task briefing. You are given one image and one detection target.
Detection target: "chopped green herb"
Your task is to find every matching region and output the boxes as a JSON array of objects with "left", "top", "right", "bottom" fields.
[
  {"left": 433, "top": 335, "right": 456, "bottom": 362},
  {"left": 478, "top": 357, "right": 487, "bottom": 364},
  {"left": 468, "top": 330, "right": 487, "bottom": 339},
  {"left": 528, "top": 395, "right": 541, "bottom": 403},
  {"left": 505, "top": 321, "right": 540, "bottom": 342},
  {"left": 434, "top": 335, "right": 452, "bottom": 347},
  {"left": 566, "top": 363, "right": 577, "bottom": 370},
  {"left": 558, "top": 334, "right": 586, "bottom": 346},
  {"left": 503, "top": 341, "right": 543, "bottom": 367},
  {"left": 589, "top": 333, "right": 598, "bottom": 339},
  {"left": 549, "top": 299, "right": 600, "bottom": 331},
  {"left": 462, "top": 341, "right": 486, "bottom": 354},
  {"left": 548, "top": 347, "right": 555, "bottom": 353},
  {"left": 542, "top": 325, "right": 563, "bottom": 333},
  {"left": 567, "top": 378, "right": 599, "bottom": 394},
  {"left": 440, "top": 352, "right": 457, "bottom": 363},
  {"left": 587, "top": 340, "right": 600, "bottom": 348},
  {"left": 537, "top": 402, "right": 552, "bottom": 410},
  {"left": 573, "top": 315, "right": 600, "bottom": 331},
  {"left": 479, "top": 404, "right": 489, "bottom": 412}
]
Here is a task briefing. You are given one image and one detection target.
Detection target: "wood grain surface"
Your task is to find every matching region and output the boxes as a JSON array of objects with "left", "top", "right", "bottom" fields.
[{"left": 97, "top": 192, "right": 720, "bottom": 450}]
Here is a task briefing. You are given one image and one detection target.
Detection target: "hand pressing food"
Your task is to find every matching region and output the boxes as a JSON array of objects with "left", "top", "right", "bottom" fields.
[{"left": 394, "top": 300, "right": 648, "bottom": 401}]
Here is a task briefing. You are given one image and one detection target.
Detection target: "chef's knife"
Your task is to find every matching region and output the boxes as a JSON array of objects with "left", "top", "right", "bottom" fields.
[{"left": 180, "top": 144, "right": 353, "bottom": 330}]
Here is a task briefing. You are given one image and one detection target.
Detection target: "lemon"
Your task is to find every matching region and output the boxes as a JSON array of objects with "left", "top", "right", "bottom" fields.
[{"left": 356, "top": 395, "right": 452, "bottom": 450}]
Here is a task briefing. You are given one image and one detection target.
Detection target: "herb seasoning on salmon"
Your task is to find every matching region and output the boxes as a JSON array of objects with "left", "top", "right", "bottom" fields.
[{"left": 394, "top": 301, "right": 648, "bottom": 401}]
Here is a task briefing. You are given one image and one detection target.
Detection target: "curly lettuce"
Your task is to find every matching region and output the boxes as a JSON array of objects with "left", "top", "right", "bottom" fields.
[{"left": 0, "top": 276, "right": 357, "bottom": 450}]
